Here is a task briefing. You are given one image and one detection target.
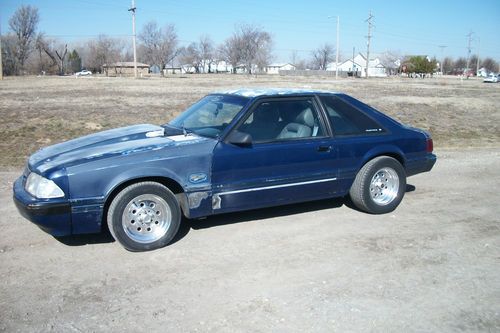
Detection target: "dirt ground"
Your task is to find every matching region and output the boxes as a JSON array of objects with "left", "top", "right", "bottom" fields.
[
  {"left": 0, "top": 75, "right": 499, "bottom": 332},
  {"left": 0, "top": 149, "right": 499, "bottom": 332}
]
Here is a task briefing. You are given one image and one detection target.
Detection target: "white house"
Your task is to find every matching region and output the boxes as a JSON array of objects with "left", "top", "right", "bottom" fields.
[
  {"left": 211, "top": 61, "right": 233, "bottom": 73},
  {"left": 477, "top": 67, "right": 489, "bottom": 77},
  {"left": 327, "top": 53, "right": 388, "bottom": 77},
  {"left": 179, "top": 60, "right": 234, "bottom": 74},
  {"left": 326, "top": 59, "right": 363, "bottom": 74},
  {"left": 265, "top": 63, "right": 296, "bottom": 74}
]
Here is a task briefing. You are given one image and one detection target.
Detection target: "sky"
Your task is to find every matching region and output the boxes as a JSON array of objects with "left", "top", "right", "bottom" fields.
[{"left": 1, "top": 0, "right": 499, "bottom": 64}]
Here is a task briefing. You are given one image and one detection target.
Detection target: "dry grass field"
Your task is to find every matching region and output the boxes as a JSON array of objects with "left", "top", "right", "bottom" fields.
[{"left": 0, "top": 74, "right": 499, "bottom": 168}]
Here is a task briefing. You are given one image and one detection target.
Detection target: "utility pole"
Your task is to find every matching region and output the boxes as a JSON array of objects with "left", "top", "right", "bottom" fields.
[
  {"left": 328, "top": 15, "right": 340, "bottom": 79},
  {"left": 476, "top": 37, "right": 480, "bottom": 76},
  {"left": 336, "top": 16, "right": 339, "bottom": 79},
  {"left": 128, "top": 0, "right": 138, "bottom": 78},
  {"left": 465, "top": 31, "right": 473, "bottom": 76},
  {"left": 438, "top": 45, "right": 447, "bottom": 75},
  {"left": 365, "top": 11, "right": 374, "bottom": 79}
]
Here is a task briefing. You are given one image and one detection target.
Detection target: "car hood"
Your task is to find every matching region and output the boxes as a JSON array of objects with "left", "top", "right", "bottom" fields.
[{"left": 29, "top": 124, "right": 213, "bottom": 175}]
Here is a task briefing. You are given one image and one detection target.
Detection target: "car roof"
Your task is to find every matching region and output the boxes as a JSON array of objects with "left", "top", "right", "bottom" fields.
[{"left": 214, "top": 88, "right": 338, "bottom": 98}]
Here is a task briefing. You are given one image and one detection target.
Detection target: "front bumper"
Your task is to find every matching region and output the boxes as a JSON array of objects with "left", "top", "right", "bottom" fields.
[{"left": 13, "top": 177, "right": 72, "bottom": 236}]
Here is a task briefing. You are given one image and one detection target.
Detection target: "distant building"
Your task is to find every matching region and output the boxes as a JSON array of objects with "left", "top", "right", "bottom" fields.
[
  {"left": 103, "top": 62, "right": 150, "bottom": 77},
  {"left": 477, "top": 67, "right": 489, "bottom": 77},
  {"left": 150, "top": 65, "right": 162, "bottom": 74},
  {"left": 180, "top": 60, "right": 234, "bottom": 74},
  {"left": 205, "top": 60, "right": 233, "bottom": 73},
  {"left": 327, "top": 53, "right": 388, "bottom": 77},
  {"left": 326, "top": 58, "right": 363, "bottom": 76},
  {"left": 265, "top": 63, "right": 296, "bottom": 74},
  {"left": 164, "top": 66, "right": 182, "bottom": 75}
]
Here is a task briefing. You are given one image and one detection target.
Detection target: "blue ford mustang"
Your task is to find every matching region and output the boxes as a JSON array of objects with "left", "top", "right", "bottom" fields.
[{"left": 13, "top": 89, "right": 436, "bottom": 251}]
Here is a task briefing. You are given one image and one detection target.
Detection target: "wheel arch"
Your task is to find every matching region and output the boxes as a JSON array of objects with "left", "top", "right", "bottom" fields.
[{"left": 360, "top": 145, "right": 406, "bottom": 170}]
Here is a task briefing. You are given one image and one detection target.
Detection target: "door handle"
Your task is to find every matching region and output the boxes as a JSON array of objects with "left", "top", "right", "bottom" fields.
[{"left": 317, "top": 145, "right": 332, "bottom": 152}]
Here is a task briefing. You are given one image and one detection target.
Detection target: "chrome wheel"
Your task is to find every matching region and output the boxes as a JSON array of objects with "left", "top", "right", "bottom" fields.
[
  {"left": 369, "top": 167, "right": 399, "bottom": 205},
  {"left": 121, "top": 194, "right": 171, "bottom": 244}
]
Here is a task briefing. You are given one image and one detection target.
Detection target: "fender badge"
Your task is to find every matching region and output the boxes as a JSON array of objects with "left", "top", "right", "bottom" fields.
[{"left": 189, "top": 173, "right": 208, "bottom": 184}]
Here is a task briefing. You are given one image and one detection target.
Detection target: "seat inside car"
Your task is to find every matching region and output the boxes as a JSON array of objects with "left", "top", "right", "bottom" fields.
[
  {"left": 277, "top": 107, "right": 315, "bottom": 139},
  {"left": 243, "top": 103, "right": 280, "bottom": 141}
]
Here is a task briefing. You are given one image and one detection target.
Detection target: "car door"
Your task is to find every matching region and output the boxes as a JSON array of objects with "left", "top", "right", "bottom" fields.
[{"left": 211, "top": 96, "right": 340, "bottom": 214}]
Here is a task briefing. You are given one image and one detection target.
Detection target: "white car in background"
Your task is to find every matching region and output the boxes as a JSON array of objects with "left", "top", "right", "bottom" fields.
[
  {"left": 75, "top": 70, "right": 92, "bottom": 77},
  {"left": 483, "top": 73, "right": 500, "bottom": 83}
]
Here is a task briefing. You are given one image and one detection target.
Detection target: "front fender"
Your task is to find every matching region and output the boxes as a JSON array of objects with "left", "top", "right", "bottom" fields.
[{"left": 103, "top": 167, "right": 185, "bottom": 199}]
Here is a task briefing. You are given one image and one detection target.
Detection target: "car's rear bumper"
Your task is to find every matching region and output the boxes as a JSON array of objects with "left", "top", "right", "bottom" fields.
[
  {"left": 406, "top": 153, "right": 437, "bottom": 177},
  {"left": 13, "top": 177, "right": 72, "bottom": 236}
]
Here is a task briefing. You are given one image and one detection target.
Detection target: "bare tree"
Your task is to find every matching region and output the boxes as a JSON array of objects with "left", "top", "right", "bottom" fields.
[
  {"left": 237, "top": 25, "right": 272, "bottom": 73},
  {"left": 213, "top": 44, "right": 227, "bottom": 72},
  {"left": 8, "top": 5, "right": 40, "bottom": 74},
  {"left": 294, "top": 59, "right": 308, "bottom": 70},
  {"left": 379, "top": 50, "right": 401, "bottom": 74},
  {"left": 469, "top": 55, "right": 478, "bottom": 71},
  {"left": 179, "top": 43, "right": 202, "bottom": 73},
  {"left": 481, "top": 57, "right": 498, "bottom": 73},
  {"left": 453, "top": 57, "right": 467, "bottom": 74},
  {"left": 442, "top": 57, "right": 454, "bottom": 75},
  {"left": 85, "top": 35, "right": 123, "bottom": 73},
  {"left": 138, "top": 21, "right": 179, "bottom": 73},
  {"left": 1, "top": 34, "right": 18, "bottom": 75},
  {"left": 311, "top": 44, "right": 335, "bottom": 70},
  {"left": 198, "top": 35, "right": 214, "bottom": 73},
  {"left": 36, "top": 34, "right": 68, "bottom": 75},
  {"left": 221, "top": 25, "right": 272, "bottom": 74},
  {"left": 221, "top": 35, "right": 243, "bottom": 73}
]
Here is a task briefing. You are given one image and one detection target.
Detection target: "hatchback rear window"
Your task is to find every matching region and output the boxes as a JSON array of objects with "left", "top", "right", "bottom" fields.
[{"left": 319, "top": 95, "right": 385, "bottom": 136}]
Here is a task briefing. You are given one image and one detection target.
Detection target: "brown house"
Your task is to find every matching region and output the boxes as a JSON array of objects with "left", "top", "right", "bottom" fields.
[{"left": 103, "top": 62, "right": 150, "bottom": 77}]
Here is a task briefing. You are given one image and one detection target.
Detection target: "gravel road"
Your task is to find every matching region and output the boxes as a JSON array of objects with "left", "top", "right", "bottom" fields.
[{"left": 1, "top": 148, "right": 499, "bottom": 332}]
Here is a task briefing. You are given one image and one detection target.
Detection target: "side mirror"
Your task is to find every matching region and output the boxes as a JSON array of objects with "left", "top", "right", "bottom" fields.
[{"left": 225, "top": 130, "right": 252, "bottom": 147}]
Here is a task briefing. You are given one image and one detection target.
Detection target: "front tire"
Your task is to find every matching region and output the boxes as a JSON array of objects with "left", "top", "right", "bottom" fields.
[
  {"left": 107, "top": 182, "right": 181, "bottom": 251},
  {"left": 349, "top": 156, "right": 406, "bottom": 214}
]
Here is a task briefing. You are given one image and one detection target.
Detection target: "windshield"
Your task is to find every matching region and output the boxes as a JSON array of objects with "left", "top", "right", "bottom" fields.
[{"left": 169, "top": 94, "right": 249, "bottom": 138}]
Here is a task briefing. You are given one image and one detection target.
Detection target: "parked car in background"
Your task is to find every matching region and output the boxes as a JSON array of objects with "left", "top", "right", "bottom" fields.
[
  {"left": 13, "top": 89, "right": 436, "bottom": 251},
  {"left": 75, "top": 70, "right": 92, "bottom": 76},
  {"left": 483, "top": 73, "right": 500, "bottom": 83}
]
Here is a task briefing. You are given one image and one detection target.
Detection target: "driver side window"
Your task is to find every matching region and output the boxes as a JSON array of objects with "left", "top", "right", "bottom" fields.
[{"left": 238, "top": 98, "right": 325, "bottom": 143}]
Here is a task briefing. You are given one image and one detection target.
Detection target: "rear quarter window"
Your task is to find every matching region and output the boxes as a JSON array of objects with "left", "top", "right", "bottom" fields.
[{"left": 319, "top": 95, "right": 385, "bottom": 136}]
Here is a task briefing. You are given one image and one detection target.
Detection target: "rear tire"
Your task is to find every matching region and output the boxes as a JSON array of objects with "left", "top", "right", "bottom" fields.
[
  {"left": 349, "top": 156, "right": 406, "bottom": 214},
  {"left": 107, "top": 182, "right": 181, "bottom": 251}
]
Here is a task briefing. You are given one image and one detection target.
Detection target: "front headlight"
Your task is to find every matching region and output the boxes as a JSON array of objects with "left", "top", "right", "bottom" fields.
[{"left": 25, "top": 173, "right": 65, "bottom": 199}]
